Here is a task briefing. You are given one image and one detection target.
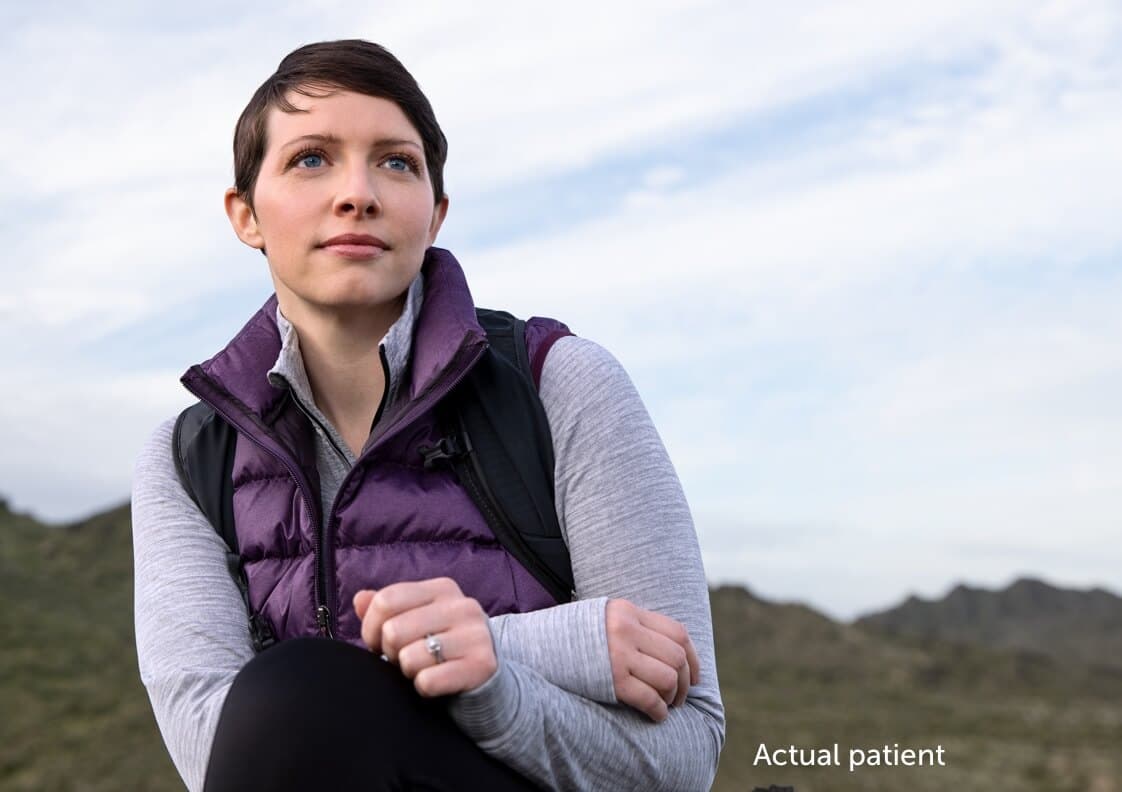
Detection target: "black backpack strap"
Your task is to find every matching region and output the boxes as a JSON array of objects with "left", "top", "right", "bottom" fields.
[
  {"left": 173, "top": 402, "right": 237, "bottom": 552},
  {"left": 422, "top": 309, "right": 575, "bottom": 603},
  {"left": 173, "top": 401, "right": 276, "bottom": 651}
]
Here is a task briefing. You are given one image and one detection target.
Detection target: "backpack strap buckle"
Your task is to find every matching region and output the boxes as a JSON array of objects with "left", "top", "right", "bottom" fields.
[{"left": 418, "top": 436, "right": 465, "bottom": 470}]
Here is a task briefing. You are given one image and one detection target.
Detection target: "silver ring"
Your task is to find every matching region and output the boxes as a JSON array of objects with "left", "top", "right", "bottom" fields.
[{"left": 425, "top": 633, "right": 445, "bottom": 664}]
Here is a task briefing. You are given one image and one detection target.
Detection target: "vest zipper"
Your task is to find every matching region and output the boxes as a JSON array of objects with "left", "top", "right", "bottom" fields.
[
  {"left": 281, "top": 393, "right": 344, "bottom": 638},
  {"left": 289, "top": 394, "right": 350, "bottom": 466},
  {"left": 309, "top": 345, "right": 392, "bottom": 638},
  {"left": 317, "top": 340, "right": 489, "bottom": 637},
  {"left": 284, "top": 345, "right": 394, "bottom": 638},
  {"left": 181, "top": 371, "right": 332, "bottom": 639},
  {"left": 316, "top": 605, "right": 332, "bottom": 636},
  {"left": 369, "top": 345, "right": 392, "bottom": 432}
]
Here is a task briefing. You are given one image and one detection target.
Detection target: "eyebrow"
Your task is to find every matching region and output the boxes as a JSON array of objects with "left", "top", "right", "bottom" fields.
[{"left": 279, "top": 134, "right": 424, "bottom": 152}]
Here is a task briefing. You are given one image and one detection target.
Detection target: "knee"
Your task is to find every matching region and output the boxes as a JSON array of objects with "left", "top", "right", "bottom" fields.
[
  {"left": 207, "top": 638, "right": 424, "bottom": 790},
  {"left": 214, "top": 638, "right": 439, "bottom": 753},
  {"left": 224, "top": 638, "right": 410, "bottom": 722}
]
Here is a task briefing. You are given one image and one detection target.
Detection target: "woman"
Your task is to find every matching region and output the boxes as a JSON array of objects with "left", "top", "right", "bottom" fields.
[{"left": 132, "top": 39, "right": 723, "bottom": 791}]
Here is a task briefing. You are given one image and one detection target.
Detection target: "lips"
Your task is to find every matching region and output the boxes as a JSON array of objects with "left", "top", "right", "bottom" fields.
[{"left": 319, "top": 233, "right": 390, "bottom": 260}]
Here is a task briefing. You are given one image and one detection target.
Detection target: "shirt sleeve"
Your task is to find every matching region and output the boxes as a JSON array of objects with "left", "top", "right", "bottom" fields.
[
  {"left": 131, "top": 418, "right": 254, "bottom": 792},
  {"left": 449, "top": 335, "right": 726, "bottom": 791}
]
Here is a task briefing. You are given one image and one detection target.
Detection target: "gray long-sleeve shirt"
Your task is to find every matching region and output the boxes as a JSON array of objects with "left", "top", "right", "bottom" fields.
[{"left": 131, "top": 279, "right": 724, "bottom": 791}]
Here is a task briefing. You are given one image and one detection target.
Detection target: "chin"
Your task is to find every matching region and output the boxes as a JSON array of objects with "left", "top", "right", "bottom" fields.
[{"left": 317, "top": 285, "right": 409, "bottom": 313}]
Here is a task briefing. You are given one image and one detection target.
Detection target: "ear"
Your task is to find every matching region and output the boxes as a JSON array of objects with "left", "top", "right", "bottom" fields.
[
  {"left": 427, "top": 194, "right": 450, "bottom": 245},
  {"left": 224, "top": 187, "right": 265, "bottom": 250}
]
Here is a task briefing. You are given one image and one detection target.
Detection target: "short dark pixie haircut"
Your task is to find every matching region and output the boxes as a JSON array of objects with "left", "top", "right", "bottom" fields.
[{"left": 233, "top": 40, "right": 447, "bottom": 208}]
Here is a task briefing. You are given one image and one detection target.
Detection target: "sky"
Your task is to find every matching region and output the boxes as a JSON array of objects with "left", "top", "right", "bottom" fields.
[{"left": 1, "top": 1, "right": 1119, "bottom": 620}]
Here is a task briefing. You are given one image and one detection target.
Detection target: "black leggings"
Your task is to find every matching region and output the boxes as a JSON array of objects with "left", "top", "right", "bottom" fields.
[{"left": 203, "top": 637, "right": 541, "bottom": 791}]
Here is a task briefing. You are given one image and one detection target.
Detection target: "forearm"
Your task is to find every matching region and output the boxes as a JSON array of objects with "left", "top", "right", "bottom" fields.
[
  {"left": 452, "top": 657, "right": 721, "bottom": 791},
  {"left": 132, "top": 418, "right": 253, "bottom": 792},
  {"left": 452, "top": 335, "right": 724, "bottom": 789},
  {"left": 488, "top": 598, "right": 615, "bottom": 702}
]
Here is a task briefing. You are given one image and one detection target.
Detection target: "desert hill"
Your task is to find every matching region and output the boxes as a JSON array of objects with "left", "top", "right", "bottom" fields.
[
  {"left": 855, "top": 577, "right": 1122, "bottom": 670},
  {"left": 2, "top": 498, "right": 1120, "bottom": 791}
]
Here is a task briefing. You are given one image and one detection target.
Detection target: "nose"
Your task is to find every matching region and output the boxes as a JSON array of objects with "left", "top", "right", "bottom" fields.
[{"left": 334, "top": 164, "right": 381, "bottom": 217}]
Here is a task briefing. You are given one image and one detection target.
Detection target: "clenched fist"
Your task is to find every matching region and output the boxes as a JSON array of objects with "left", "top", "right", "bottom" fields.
[
  {"left": 605, "top": 599, "right": 700, "bottom": 722},
  {"left": 354, "top": 577, "right": 498, "bottom": 698}
]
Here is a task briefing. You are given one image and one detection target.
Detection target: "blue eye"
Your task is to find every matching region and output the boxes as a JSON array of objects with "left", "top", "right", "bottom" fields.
[
  {"left": 297, "top": 153, "right": 324, "bottom": 169},
  {"left": 383, "top": 154, "right": 420, "bottom": 173}
]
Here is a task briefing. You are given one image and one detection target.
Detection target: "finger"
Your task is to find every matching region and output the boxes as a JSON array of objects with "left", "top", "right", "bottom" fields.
[
  {"left": 626, "top": 652, "right": 679, "bottom": 707},
  {"left": 685, "top": 634, "right": 701, "bottom": 687},
  {"left": 635, "top": 629, "right": 692, "bottom": 707},
  {"left": 674, "top": 654, "right": 690, "bottom": 707},
  {"left": 414, "top": 653, "right": 496, "bottom": 696},
  {"left": 369, "top": 579, "right": 443, "bottom": 619},
  {"left": 412, "top": 660, "right": 479, "bottom": 698},
  {"left": 397, "top": 630, "right": 454, "bottom": 679},
  {"left": 615, "top": 676, "right": 668, "bottom": 722},
  {"left": 380, "top": 600, "right": 457, "bottom": 663},
  {"left": 361, "top": 579, "right": 460, "bottom": 653},
  {"left": 396, "top": 617, "right": 494, "bottom": 678},
  {"left": 353, "top": 589, "right": 375, "bottom": 620},
  {"left": 635, "top": 628, "right": 688, "bottom": 679},
  {"left": 405, "top": 628, "right": 498, "bottom": 696},
  {"left": 636, "top": 610, "right": 701, "bottom": 691},
  {"left": 636, "top": 609, "right": 690, "bottom": 649},
  {"left": 360, "top": 597, "right": 389, "bottom": 653}
]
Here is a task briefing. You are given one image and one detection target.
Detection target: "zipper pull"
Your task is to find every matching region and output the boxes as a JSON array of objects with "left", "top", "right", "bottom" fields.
[
  {"left": 248, "top": 613, "right": 277, "bottom": 652},
  {"left": 418, "top": 436, "right": 464, "bottom": 470},
  {"left": 316, "top": 605, "right": 333, "bottom": 638}
]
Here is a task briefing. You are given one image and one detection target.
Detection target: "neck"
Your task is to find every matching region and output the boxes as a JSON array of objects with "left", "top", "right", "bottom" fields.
[{"left": 279, "top": 293, "right": 404, "bottom": 456}]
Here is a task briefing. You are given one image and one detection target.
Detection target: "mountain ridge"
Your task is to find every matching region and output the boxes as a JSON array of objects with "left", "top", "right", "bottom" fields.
[{"left": 855, "top": 575, "right": 1122, "bottom": 670}]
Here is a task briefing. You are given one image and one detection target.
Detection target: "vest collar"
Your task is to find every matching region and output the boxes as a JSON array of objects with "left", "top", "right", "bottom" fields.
[
  {"left": 408, "top": 247, "right": 487, "bottom": 401},
  {"left": 182, "top": 247, "right": 486, "bottom": 428}
]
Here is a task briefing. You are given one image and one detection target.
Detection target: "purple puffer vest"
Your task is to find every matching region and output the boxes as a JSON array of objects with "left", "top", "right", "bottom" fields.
[{"left": 181, "top": 248, "right": 570, "bottom": 647}]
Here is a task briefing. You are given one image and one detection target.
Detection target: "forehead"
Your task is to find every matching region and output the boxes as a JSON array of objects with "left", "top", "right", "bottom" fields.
[{"left": 264, "top": 89, "right": 423, "bottom": 151}]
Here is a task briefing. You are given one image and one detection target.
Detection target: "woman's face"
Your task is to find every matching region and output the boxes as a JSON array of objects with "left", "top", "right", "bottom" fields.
[{"left": 225, "top": 89, "right": 448, "bottom": 324}]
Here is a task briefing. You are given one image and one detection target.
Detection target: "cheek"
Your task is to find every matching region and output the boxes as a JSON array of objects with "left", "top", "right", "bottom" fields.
[
  {"left": 257, "top": 196, "right": 315, "bottom": 245},
  {"left": 400, "top": 200, "right": 439, "bottom": 240}
]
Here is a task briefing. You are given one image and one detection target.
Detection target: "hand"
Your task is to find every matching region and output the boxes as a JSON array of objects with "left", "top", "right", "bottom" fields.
[
  {"left": 605, "top": 599, "right": 700, "bottom": 722},
  {"left": 353, "top": 577, "right": 498, "bottom": 697}
]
